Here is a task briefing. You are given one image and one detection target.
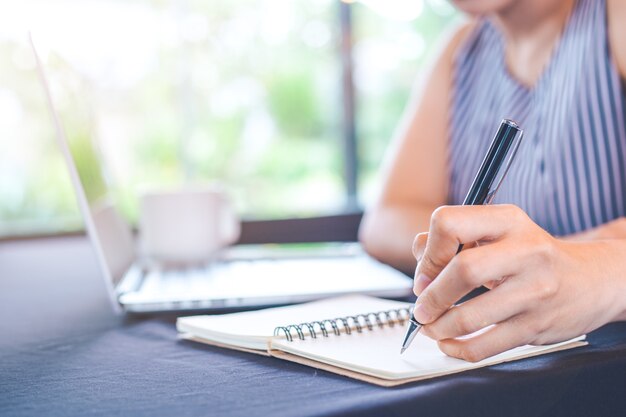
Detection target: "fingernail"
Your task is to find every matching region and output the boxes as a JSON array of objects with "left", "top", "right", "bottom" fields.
[
  {"left": 413, "top": 302, "right": 431, "bottom": 324},
  {"left": 413, "top": 273, "right": 433, "bottom": 295}
]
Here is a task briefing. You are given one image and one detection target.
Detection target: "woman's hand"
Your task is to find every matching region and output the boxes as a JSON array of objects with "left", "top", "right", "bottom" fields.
[{"left": 411, "top": 204, "right": 626, "bottom": 362}]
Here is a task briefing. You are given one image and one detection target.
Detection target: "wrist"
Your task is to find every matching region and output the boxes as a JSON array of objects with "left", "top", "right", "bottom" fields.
[
  {"left": 560, "top": 239, "right": 626, "bottom": 326},
  {"left": 615, "top": 266, "right": 626, "bottom": 322},
  {"left": 589, "top": 240, "right": 626, "bottom": 322}
]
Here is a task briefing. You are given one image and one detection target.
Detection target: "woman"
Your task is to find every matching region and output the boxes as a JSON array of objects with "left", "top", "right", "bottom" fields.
[{"left": 360, "top": 0, "right": 626, "bottom": 362}]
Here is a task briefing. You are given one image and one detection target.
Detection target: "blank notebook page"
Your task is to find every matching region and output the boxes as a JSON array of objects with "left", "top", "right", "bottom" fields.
[
  {"left": 177, "top": 295, "right": 409, "bottom": 350},
  {"left": 271, "top": 323, "right": 586, "bottom": 380}
]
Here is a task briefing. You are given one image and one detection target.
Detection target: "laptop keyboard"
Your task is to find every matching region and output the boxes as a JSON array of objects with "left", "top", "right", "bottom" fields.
[{"left": 138, "top": 256, "right": 411, "bottom": 301}]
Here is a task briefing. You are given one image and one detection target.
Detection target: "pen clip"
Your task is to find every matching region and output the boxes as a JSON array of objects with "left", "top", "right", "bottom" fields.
[{"left": 484, "top": 127, "right": 524, "bottom": 205}]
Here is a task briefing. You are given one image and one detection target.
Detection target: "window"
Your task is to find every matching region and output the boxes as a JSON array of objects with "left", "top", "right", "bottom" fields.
[{"left": 0, "top": 0, "right": 456, "bottom": 238}]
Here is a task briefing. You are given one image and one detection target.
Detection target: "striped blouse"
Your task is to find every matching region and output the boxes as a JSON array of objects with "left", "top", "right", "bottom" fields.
[{"left": 448, "top": 0, "right": 626, "bottom": 236}]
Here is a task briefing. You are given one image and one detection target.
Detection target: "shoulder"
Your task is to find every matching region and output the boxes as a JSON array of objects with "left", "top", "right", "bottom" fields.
[
  {"left": 607, "top": 0, "right": 626, "bottom": 79},
  {"left": 401, "top": 19, "right": 479, "bottom": 123},
  {"left": 436, "top": 19, "right": 479, "bottom": 70},
  {"left": 416, "top": 19, "right": 478, "bottom": 97}
]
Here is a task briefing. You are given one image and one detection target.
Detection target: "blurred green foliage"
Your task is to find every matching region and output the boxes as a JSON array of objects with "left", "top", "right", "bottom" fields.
[{"left": 267, "top": 70, "right": 322, "bottom": 137}]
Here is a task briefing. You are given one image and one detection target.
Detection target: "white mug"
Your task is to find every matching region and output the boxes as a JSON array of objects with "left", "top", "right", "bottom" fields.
[{"left": 139, "top": 185, "right": 240, "bottom": 264}]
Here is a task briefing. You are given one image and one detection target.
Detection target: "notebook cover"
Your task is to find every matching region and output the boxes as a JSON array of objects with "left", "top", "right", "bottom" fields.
[
  {"left": 268, "top": 340, "right": 588, "bottom": 387},
  {"left": 179, "top": 333, "right": 271, "bottom": 357}
]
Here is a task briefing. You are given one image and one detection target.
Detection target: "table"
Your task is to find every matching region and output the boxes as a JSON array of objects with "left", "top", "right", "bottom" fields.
[{"left": 1, "top": 235, "right": 626, "bottom": 417}]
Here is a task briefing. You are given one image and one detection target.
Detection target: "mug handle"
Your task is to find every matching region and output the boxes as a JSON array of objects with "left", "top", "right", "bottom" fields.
[{"left": 218, "top": 194, "right": 241, "bottom": 245}]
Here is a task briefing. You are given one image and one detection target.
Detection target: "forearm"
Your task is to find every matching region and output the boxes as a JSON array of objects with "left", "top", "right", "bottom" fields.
[
  {"left": 596, "top": 238, "right": 626, "bottom": 322},
  {"left": 581, "top": 238, "right": 626, "bottom": 323},
  {"left": 549, "top": 217, "right": 626, "bottom": 321},
  {"left": 359, "top": 203, "right": 435, "bottom": 274},
  {"left": 557, "top": 220, "right": 626, "bottom": 323},
  {"left": 564, "top": 217, "right": 626, "bottom": 241}
]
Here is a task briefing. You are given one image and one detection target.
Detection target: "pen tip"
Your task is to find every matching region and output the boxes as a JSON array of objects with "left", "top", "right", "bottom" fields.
[{"left": 400, "top": 347, "right": 407, "bottom": 355}]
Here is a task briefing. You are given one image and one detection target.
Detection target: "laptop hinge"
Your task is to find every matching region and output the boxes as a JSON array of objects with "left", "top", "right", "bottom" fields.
[{"left": 116, "top": 263, "right": 146, "bottom": 296}]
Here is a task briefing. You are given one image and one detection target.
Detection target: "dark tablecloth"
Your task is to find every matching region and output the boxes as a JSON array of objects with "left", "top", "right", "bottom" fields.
[{"left": 1, "top": 236, "right": 626, "bottom": 417}]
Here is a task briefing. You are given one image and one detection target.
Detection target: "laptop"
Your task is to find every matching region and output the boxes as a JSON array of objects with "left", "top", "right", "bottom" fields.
[{"left": 30, "top": 34, "right": 413, "bottom": 313}]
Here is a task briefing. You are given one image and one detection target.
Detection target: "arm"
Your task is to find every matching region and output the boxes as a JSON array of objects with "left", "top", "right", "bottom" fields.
[
  {"left": 359, "top": 23, "right": 474, "bottom": 274},
  {"left": 608, "top": 0, "right": 626, "bottom": 80},
  {"left": 564, "top": 217, "right": 626, "bottom": 240}
]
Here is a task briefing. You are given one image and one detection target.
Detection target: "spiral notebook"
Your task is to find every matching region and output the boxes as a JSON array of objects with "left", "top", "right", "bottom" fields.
[{"left": 177, "top": 295, "right": 586, "bottom": 387}]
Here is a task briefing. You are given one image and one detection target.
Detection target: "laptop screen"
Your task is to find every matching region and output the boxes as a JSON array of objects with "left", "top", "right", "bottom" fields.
[{"left": 32, "top": 37, "right": 135, "bottom": 289}]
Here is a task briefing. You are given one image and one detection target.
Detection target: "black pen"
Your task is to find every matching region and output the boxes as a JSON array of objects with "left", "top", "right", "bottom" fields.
[{"left": 400, "top": 119, "right": 524, "bottom": 354}]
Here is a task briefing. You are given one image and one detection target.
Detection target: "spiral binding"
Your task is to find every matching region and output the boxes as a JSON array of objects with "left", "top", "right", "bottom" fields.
[{"left": 273, "top": 306, "right": 412, "bottom": 342}]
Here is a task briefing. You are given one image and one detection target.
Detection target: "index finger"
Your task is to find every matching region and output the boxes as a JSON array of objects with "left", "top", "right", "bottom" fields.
[
  {"left": 415, "top": 239, "right": 522, "bottom": 325},
  {"left": 416, "top": 204, "right": 520, "bottom": 283}
]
